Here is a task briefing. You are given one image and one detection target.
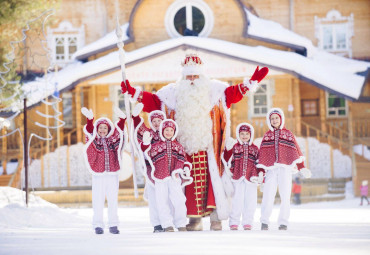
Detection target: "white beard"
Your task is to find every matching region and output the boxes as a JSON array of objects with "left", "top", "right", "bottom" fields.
[{"left": 174, "top": 75, "right": 213, "bottom": 155}]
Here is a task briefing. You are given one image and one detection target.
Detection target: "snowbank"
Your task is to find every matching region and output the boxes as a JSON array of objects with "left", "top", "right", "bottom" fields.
[
  {"left": 0, "top": 187, "right": 88, "bottom": 228},
  {"left": 254, "top": 136, "right": 351, "bottom": 179},
  {"left": 27, "top": 142, "right": 139, "bottom": 189}
]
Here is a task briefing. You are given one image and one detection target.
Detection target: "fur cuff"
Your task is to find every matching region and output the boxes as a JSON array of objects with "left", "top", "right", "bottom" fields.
[
  {"left": 244, "top": 79, "right": 258, "bottom": 93},
  {"left": 130, "top": 86, "right": 142, "bottom": 103},
  {"left": 250, "top": 176, "right": 258, "bottom": 184}
]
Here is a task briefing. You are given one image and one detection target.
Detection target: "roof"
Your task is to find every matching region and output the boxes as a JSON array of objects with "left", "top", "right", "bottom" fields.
[
  {"left": 21, "top": 36, "right": 370, "bottom": 109},
  {"left": 245, "top": 9, "right": 316, "bottom": 57},
  {"left": 73, "top": 23, "right": 130, "bottom": 60}
]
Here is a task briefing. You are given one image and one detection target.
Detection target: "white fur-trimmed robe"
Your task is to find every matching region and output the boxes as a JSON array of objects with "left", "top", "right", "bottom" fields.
[{"left": 155, "top": 79, "right": 232, "bottom": 220}]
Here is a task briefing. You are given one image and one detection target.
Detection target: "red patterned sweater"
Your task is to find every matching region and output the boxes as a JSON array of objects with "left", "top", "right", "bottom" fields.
[
  {"left": 223, "top": 143, "right": 260, "bottom": 182},
  {"left": 257, "top": 128, "right": 305, "bottom": 172},
  {"left": 84, "top": 118, "right": 125, "bottom": 175}
]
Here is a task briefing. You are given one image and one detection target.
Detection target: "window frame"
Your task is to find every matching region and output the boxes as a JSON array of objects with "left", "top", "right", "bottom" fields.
[
  {"left": 165, "top": 0, "right": 214, "bottom": 38},
  {"left": 301, "top": 99, "right": 320, "bottom": 117},
  {"left": 47, "top": 21, "right": 85, "bottom": 66},
  {"left": 248, "top": 80, "right": 273, "bottom": 118},
  {"left": 326, "top": 92, "right": 348, "bottom": 118},
  {"left": 315, "top": 10, "right": 354, "bottom": 57}
]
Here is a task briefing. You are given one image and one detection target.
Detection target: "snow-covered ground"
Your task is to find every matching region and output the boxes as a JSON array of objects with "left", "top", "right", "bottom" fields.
[{"left": 0, "top": 187, "right": 369, "bottom": 255}]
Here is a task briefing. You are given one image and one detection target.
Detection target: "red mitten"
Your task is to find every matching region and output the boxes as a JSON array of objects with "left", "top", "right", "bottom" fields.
[
  {"left": 250, "top": 66, "right": 269, "bottom": 83},
  {"left": 121, "top": 80, "right": 136, "bottom": 96},
  {"left": 296, "top": 162, "right": 305, "bottom": 170},
  {"left": 86, "top": 118, "right": 94, "bottom": 133}
]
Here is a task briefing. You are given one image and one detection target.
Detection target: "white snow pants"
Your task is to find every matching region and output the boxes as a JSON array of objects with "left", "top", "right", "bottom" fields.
[
  {"left": 145, "top": 183, "right": 161, "bottom": 227},
  {"left": 92, "top": 174, "right": 119, "bottom": 228},
  {"left": 260, "top": 167, "right": 292, "bottom": 226},
  {"left": 155, "top": 178, "right": 187, "bottom": 228},
  {"left": 229, "top": 180, "right": 258, "bottom": 226}
]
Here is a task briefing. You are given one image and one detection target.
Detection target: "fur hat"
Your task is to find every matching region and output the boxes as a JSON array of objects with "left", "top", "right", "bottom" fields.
[
  {"left": 181, "top": 53, "right": 204, "bottom": 76},
  {"left": 363, "top": 180, "right": 368, "bottom": 186},
  {"left": 239, "top": 124, "right": 251, "bottom": 134},
  {"left": 236, "top": 123, "right": 254, "bottom": 145},
  {"left": 267, "top": 108, "right": 285, "bottom": 131},
  {"left": 148, "top": 110, "right": 165, "bottom": 131},
  {"left": 159, "top": 119, "right": 179, "bottom": 141},
  {"left": 149, "top": 111, "right": 165, "bottom": 122},
  {"left": 162, "top": 120, "right": 176, "bottom": 131},
  {"left": 96, "top": 119, "right": 111, "bottom": 133}
]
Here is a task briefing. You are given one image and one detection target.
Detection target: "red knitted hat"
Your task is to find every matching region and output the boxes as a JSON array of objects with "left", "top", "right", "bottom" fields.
[
  {"left": 269, "top": 110, "right": 282, "bottom": 123},
  {"left": 239, "top": 124, "right": 251, "bottom": 134},
  {"left": 162, "top": 120, "right": 176, "bottom": 132},
  {"left": 150, "top": 112, "right": 165, "bottom": 122},
  {"left": 96, "top": 119, "right": 111, "bottom": 133}
]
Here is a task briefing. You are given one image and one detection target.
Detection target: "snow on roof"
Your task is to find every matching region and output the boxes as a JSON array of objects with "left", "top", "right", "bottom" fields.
[
  {"left": 22, "top": 36, "right": 369, "bottom": 108},
  {"left": 245, "top": 9, "right": 317, "bottom": 57},
  {"left": 73, "top": 23, "right": 129, "bottom": 60}
]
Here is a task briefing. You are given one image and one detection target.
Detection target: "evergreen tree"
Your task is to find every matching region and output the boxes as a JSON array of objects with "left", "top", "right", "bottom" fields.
[{"left": 0, "top": 0, "right": 59, "bottom": 107}]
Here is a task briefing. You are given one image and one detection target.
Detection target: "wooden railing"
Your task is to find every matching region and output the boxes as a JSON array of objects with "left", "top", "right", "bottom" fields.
[
  {"left": 0, "top": 128, "right": 77, "bottom": 189},
  {"left": 326, "top": 121, "right": 370, "bottom": 148},
  {"left": 353, "top": 119, "right": 370, "bottom": 138},
  {"left": 325, "top": 119, "right": 370, "bottom": 138},
  {"left": 8, "top": 159, "right": 23, "bottom": 188},
  {"left": 301, "top": 121, "right": 350, "bottom": 153},
  {"left": 29, "top": 128, "right": 77, "bottom": 159}
]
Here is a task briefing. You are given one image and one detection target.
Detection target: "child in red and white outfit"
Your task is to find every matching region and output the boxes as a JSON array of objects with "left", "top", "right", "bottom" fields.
[
  {"left": 141, "top": 119, "right": 193, "bottom": 232},
  {"left": 360, "top": 180, "right": 369, "bottom": 206},
  {"left": 257, "top": 108, "right": 311, "bottom": 231},
  {"left": 222, "top": 123, "right": 262, "bottom": 230},
  {"left": 81, "top": 107, "right": 127, "bottom": 235},
  {"left": 132, "top": 103, "right": 167, "bottom": 232}
]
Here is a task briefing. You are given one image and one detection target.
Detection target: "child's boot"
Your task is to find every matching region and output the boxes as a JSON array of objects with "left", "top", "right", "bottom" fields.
[
  {"left": 109, "top": 226, "right": 120, "bottom": 234},
  {"left": 95, "top": 227, "right": 104, "bottom": 234}
]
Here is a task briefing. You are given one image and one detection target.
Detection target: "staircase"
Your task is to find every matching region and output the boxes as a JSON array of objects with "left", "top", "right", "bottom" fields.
[
  {"left": 300, "top": 120, "right": 370, "bottom": 197},
  {"left": 0, "top": 175, "right": 12, "bottom": 186}
]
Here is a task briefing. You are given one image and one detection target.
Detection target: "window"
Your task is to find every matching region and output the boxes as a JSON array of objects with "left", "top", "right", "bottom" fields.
[
  {"left": 322, "top": 23, "right": 348, "bottom": 51},
  {"left": 48, "top": 21, "right": 84, "bottom": 66},
  {"left": 165, "top": 0, "right": 214, "bottom": 38},
  {"left": 301, "top": 99, "right": 319, "bottom": 116},
  {"left": 249, "top": 82, "right": 272, "bottom": 117},
  {"left": 327, "top": 93, "right": 347, "bottom": 117},
  {"left": 62, "top": 92, "right": 73, "bottom": 128},
  {"left": 111, "top": 86, "right": 143, "bottom": 119},
  {"left": 315, "top": 10, "right": 353, "bottom": 57}
]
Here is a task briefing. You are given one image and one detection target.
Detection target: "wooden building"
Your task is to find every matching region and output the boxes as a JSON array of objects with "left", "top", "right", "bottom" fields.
[{"left": 1, "top": 0, "right": 369, "bottom": 195}]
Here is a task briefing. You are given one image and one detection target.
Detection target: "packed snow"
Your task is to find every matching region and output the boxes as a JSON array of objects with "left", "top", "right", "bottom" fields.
[
  {"left": 73, "top": 23, "right": 129, "bottom": 59},
  {"left": 245, "top": 9, "right": 316, "bottom": 57},
  {"left": 0, "top": 187, "right": 369, "bottom": 255},
  {"left": 354, "top": 144, "right": 370, "bottom": 161}
]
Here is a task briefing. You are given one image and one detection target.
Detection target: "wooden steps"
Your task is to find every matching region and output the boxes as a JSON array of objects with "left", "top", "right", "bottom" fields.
[
  {"left": 34, "top": 188, "right": 146, "bottom": 206},
  {"left": 0, "top": 175, "right": 12, "bottom": 186}
]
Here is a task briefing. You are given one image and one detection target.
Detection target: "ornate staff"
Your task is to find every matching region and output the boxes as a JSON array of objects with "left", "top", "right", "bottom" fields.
[{"left": 115, "top": 17, "right": 139, "bottom": 198}]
